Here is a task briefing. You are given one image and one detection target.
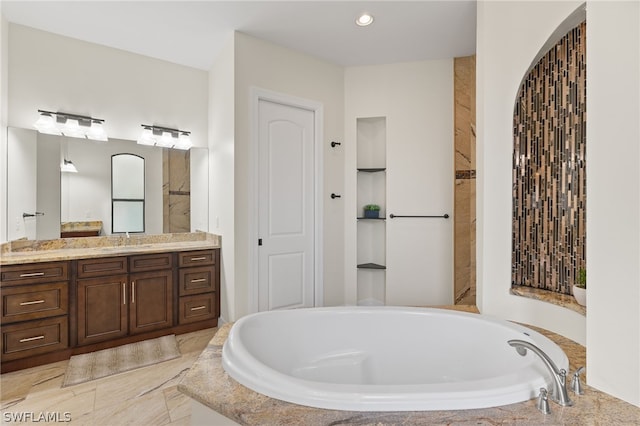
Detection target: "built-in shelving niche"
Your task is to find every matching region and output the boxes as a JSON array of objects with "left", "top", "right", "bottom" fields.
[{"left": 356, "top": 117, "right": 386, "bottom": 306}]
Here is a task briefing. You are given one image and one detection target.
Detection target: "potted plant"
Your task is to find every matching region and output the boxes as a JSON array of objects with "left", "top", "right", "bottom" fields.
[
  {"left": 572, "top": 268, "right": 586, "bottom": 307},
  {"left": 363, "top": 204, "right": 381, "bottom": 219}
]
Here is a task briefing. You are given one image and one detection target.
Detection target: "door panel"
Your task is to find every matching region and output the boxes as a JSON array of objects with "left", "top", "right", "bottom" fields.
[
  {"left": 129, "top": 271, "right": 173, "bottom": 334},
  {"left": 77, "top": 276, "right": 128, "bottom": 345},
  {"left": 258, "top": 100, "right": 315, "bottom": 311}
]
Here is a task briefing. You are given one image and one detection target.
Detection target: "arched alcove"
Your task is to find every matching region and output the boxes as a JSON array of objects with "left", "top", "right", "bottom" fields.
[{"left": 512, "top": 7, "right": 586, "bottom": 296}]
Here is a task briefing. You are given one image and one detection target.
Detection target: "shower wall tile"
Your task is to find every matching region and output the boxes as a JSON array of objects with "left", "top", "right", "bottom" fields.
[
  {"left": 163, "top": 149, "right": 191, "bottom": 233},
  {"left": 512, "top": 22, "right": 586, "bottom": 295},
  {"left": 454, "top": 55, "right": 476, "bottom": 304}
]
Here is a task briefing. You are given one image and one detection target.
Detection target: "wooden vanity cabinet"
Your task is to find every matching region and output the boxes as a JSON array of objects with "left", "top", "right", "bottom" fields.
[
  {"left": 76, "top": 254, "right": 173, "bottom": 345},
  {"left": 1, "top": 248, "right": 219, "bottom": 372},
  {"left": 128, "top": 253, "right": 174, "bottom": 335},
  {"left": 178, "top": 250, "right": 219, "bottom": 325},
  {"left": 0, "top": 262, "right": 70, "bottom": 362}
]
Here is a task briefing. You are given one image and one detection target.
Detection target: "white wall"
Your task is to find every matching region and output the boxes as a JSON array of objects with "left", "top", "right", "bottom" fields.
[
  {"left": 586, "top": 1, "right": 640, "bottom": 407},
  {"left": 344, "top": 60, "right": 454, "bottom": 306},
  {"left": 230, "top": 32, "right": 345, "bottom": 320},
  {"left": 476, "top": 0, "right": 586, "bottom": 344},
  {"left": 209, "top": 36, "right": 235, "bottom": 323},
  {"left": 478, "top": 0, "right": 640, "bottom": 407},
  {"left": 6, "top": 127, "right": 36, "bottom": 240},
  {"left": 7, "top": 24, "right": 208, "bottom": 147},
  {"left": 36, "top": 134, "right": 60, "bottom": 240},
  {"left": 190, "top": 147, "right": 209, "bottom": 233},
  {"left": 1, "top": 14, "right": 8, "bottom": 242}
]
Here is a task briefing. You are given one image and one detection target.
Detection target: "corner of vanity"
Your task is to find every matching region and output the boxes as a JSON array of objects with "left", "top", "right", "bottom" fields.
[{"left": 0, "top": 232, "right": 221, "bottom": 373}]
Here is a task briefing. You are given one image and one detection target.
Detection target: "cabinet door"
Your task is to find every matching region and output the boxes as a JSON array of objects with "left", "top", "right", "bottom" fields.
[
  {"left": 77, "top": 275, "right": 128, "bottom": 346},
  {"left": 129, "top": 270, "right": 173, "bottom": 334}
]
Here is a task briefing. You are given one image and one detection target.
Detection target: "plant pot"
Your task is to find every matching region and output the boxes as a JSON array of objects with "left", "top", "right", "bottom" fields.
[
  {"left": 364, "top": 210, "right": 380, "bottom": 219},
  {"left": 572, "top": 285, "right": 586, "bottom": 307}
]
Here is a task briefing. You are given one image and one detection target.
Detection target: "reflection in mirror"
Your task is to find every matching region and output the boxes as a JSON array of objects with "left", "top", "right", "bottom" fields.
[
  {"left": 112, "top": 154, "right": 145, "bottom": 233},
  {"left": 5, "top": 127, "right": 209, "bottom": 242}
]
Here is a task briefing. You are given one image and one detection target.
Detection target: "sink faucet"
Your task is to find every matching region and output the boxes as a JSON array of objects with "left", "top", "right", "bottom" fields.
[{"left": 508, "top": 339, "right": 573, "bottom": 407}]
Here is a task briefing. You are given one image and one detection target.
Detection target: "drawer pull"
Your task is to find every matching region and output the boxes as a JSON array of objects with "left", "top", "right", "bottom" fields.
[
  {"left": 19, "top": 272, "right": 46, "bottom": 278},
  {"left": 190, "top": 278, "right": 207, "bottom": 283},
  {"left": 19, "top": 299, "right": 45, "bottom": 306},
  {"left": 189, "top": 257, "right": 207, "bottom": 261},
  {"left": 19, "top": 335, "right": 45, "bottom": 343},
  {"left": 190, "top": 305, "right": 207, "bottom": 311}
]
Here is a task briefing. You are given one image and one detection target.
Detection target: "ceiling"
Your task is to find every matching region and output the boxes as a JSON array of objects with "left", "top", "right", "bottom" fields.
[{"left": 1, "top": 1, "right": 476, "bottom": 70}]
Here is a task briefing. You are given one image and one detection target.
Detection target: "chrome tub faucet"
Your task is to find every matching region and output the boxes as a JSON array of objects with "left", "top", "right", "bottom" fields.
[{"left": 508, "top": 339, "right": 573, "bottom": 407}]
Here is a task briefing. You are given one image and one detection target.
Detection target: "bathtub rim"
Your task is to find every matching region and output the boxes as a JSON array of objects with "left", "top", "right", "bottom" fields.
[{"left": 221, "top": 306, "right": 569, "bottom": 411}]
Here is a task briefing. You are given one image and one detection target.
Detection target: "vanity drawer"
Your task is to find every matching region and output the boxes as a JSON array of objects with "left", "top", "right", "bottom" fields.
[
  {"left": 179, "top": 267, "right": 215, "bottom": 296},
  {"left": 2, "top": 282, "right": 69, "bottom": 324},
  {"left": 77, "top": 257, "right": 128, "bottom": 278},
  {"left": 0, "top": 262, "right": 68, "bottom": 286},
  {"left": 178, "top": 293, "right": 216, "bottom": 325},
  {"left": 178, "top": 250, "right": 215, "bottom": 267},
  {"left": 129, "top": 253, "right": 173, "bottom": 273},
  {"left": 1, "top": 316, "right": 69, "bottom": 361}
]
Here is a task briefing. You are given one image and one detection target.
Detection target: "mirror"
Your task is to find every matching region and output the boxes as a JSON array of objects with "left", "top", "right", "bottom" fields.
[{"left": 5, "top": 127, "right": 209, "bottom": 241}]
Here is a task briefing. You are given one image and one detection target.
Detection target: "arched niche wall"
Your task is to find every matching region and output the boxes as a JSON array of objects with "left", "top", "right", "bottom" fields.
[{"left": 512, "top": 4, "right": 586, "bottom": 296}]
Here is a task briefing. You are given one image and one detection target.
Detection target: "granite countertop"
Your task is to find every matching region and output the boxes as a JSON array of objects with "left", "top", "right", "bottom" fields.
[
  {"left": 0, "top": 232, "right": 221, "bottom": 265},
  {"left": 511, "top": 285, "right": 587, "bottom": 316},
  {"left": 179, "top": 307, "right": 640, "bottom": 425},
  {"left": 60, "top": 220, "right": 103, "bottom": 234}
]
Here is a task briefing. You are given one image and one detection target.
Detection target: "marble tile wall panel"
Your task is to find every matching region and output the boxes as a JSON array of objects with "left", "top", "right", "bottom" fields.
[
  {"left": 512, "top": 22, "right": 586, "bottom": 295},
  {"left": 454, "top": 55, "right": 476, "bottom": 304},
  {"left": 163, "top": 149, "right": 191, "bottom": 233}
]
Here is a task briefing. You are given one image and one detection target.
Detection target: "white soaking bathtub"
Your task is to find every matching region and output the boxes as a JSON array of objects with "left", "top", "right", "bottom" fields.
[{"left": 221, "top": 307, "right": 568, "bottom": 411}]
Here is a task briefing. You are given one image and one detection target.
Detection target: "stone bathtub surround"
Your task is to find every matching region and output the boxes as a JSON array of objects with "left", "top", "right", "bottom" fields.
[
  {"left": 0, "top": 232, "right": 220, "bottom": 265},
  {"left": 179, "top": 309, "right": 640, "bottom": 425},
  {"left": 511, "top": 285, "right": 586, "bottom": 316}
]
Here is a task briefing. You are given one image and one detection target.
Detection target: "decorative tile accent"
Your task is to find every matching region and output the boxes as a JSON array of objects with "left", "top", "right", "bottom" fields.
[
  {"left": 512, "top": 22, "right": 586, "bottom": 295},
  {"left": 455, "top": 170, "right": 476, "bottom": 180}
]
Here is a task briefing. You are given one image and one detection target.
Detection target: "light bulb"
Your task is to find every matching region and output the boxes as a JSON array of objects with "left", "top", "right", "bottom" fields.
[
  {"left": 61, "top": 159, "right": 78, "bottom": 173},
  {"left": 174, "top": 132, "right": 192, "bottom": 150},
  {"left": 356, "top": 13, "right": 374, "bottom": 27},
  {"left": 62, "top": 118, "right": 85, "bottom": 138},
  {"left": 87, "top": 120, "right": 108, "bottom": 142},
  {"left": 137, "top": 127, "right": 155, "bottom": 146},
  {"left": 34, "top": 112, "right": 62, "bottom": 135}
]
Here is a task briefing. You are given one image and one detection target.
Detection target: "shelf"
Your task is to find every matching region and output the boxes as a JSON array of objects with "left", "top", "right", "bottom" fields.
[
  {"left": 357, "top": 263, "right": 386, "bottom": 270},
  {"left": 357, "top": 168, "right": 386, "bottom": 173},
  {"left": 357, "top": 217, "right": 386, "bottom": 220}
]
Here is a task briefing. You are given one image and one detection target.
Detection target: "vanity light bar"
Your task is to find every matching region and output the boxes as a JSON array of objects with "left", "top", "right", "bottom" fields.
[
  {"left": 137, "top": 124, "right": 192, "bottom": 150},
  {"left": 34, "top": 110, "right": 108, "bottom": 142}
]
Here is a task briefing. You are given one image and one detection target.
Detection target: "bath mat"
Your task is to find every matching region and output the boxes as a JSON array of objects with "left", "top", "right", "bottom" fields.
[{"left": 62, "top": 335, "right": 180, "bottom": 387}]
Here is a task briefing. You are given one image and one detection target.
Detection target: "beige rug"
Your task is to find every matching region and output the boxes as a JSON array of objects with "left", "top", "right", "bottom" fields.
[{"left": 62, "top": 335, "right": 181, "bottom": 387}]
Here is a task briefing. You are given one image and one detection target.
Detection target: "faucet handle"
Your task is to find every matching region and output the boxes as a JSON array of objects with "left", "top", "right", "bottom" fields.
[
  {"left": 571, "top": 367, "right": 585, "bottom": 395},
  {"left": 537, "top": 388, "right": 551, "bottom": 414}
]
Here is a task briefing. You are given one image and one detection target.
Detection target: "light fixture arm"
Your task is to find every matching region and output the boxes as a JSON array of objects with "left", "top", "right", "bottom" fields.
[
  {"left": 140, "top": 124, "right": 191, "bottom": 136},
  {"left": 38, "top": 109, "right": 105, "bottom": 125}
]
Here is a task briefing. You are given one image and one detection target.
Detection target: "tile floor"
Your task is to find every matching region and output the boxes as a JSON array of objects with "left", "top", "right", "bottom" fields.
[{"left": 1, "top": 328, "right": 217, "bottom": 425}]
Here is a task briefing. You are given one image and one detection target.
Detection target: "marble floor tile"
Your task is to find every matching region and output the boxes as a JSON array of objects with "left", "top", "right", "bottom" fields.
[
  {"left": 0, "top": 327, "right": 217, "bottom": 426},
  {"left": 163, "top": 385, "right": 191, "bottom": 422}
]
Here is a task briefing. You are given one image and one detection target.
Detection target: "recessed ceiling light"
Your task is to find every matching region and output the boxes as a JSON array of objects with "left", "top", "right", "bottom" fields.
[{"left": 355, "top": 13, "right": 374, "bottom": 27}]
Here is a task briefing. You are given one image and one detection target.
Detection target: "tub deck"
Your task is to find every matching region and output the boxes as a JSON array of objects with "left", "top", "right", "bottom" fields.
[{"left": 178, "top": 307, "right": 640, "bottom": 425}]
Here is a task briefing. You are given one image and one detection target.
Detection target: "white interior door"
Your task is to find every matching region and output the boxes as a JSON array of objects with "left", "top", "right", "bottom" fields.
[{"left": 258, "top": 99, "right": 315, "bottom": 311}]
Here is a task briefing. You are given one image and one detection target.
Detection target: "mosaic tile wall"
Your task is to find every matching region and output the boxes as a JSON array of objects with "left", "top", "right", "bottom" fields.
[{"left": 512, "top": 22, "right": 586, "bottom": 295}]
